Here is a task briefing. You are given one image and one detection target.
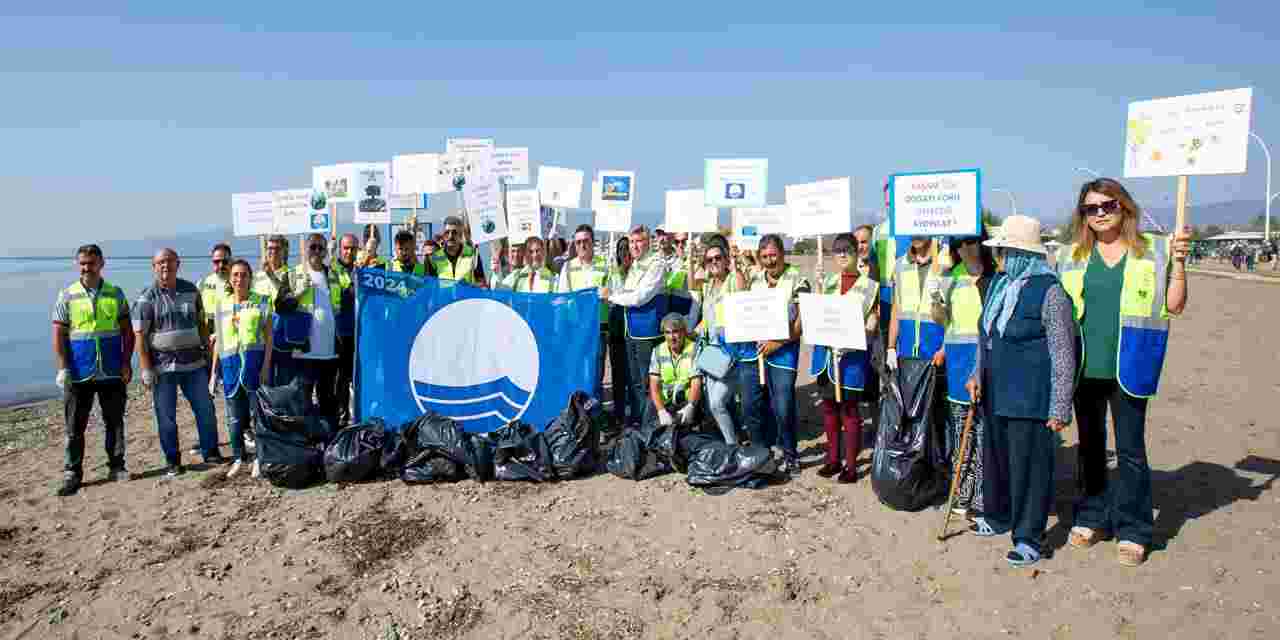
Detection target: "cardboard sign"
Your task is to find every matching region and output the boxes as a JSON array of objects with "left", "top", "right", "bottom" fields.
[
  {"left": 463, "top": 154, "right": 505, "bottom": 245},
  {"left": 390, "top": 153, "right": 440, "bottom": 195},
  {"left": 313, "top": 164, "right": 357, "bottom": 202},
  {"left": 664, "top": 189, "right": 718, "bottom": 233},
  {"left": 705, "top": 158, "right": 768, "bottom": 208},
  {"left": 722, "top": 289, "right": 791, "bottom": 343},
  {"left": 1124, "top": 87, "right": 1254, "bottom": 178},
  {"left": 506, "top": 188, "right": 541, "bottom": 244},
  {"left": 272, "top": 189, "right": 330, "bottom": 235},
  {"left": 889, "top": 169, "right": 981, "bottom": 237},
  {"left": 352, "top": 163, "right": 390, "bottom": 224},
  {"left": 786, "top": 177, "right": 852, "bottom": 237},
  {"left": 799, "top": 293, "right": 867, "bottom": 352},
  {"left": 537, "top": 166, "right": 585, "bottom": 209},
  {"left": 231, "top": 191, "right": 275, "bottom": 237},
  {"left": 493, "top": 147, "right": 530, "bottom": 184}
]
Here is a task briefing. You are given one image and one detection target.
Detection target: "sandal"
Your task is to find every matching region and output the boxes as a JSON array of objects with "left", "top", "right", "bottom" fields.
[
  {"left": 1006, "top": 543, "right": 1041, "bottom": 567},
  {"left": 969, "top": 517, "right": 997, "bottom": 537},
  {"left": 1117, "top": 541, "right": 1146, "bottom": 567},
  {"left": 1069, "top": 526, "right": 1105, "bottom": 549}
]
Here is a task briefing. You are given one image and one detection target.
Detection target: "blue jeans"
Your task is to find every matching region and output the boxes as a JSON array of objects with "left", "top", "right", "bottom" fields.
[
  {"left": 224, "top": 388, "right": 254, "bottom": 461},
  {"left": 153, "top": 367, "right": 221, "bottom": 464},
  {"left": 983, "top": 413, "right": 1056, "bottom": 554},
  {"left": 705, "top": 363, "right": 739, "bottom": 444},
  {"left": 1073, "top": 378, "right": 1153, "bottom": 546},
  {"left": 738, "top": 360, "right": 798, "bottom": 459}
]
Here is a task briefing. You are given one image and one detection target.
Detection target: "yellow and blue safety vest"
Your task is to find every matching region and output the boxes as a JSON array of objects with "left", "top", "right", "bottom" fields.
[
  {"left": 941, "top": 262, "right": 983, "bottom": 404},
  {"left": 894, "top": 255, "right": 946, "bottom": 359},
  {"left": 735, "top": 264, "right": 809, "bottom": 371},
  {"left": 214, "top": 293, "right": 270, "bottom": 397},
  {"left": 430, "top": 246, "right": 478, "bottom": 285},
  {"left": 809, "top": 272, "right": 877, "bottom": 391},
  {"left": 61, "top": 280, "right": 127, "bottom": 382},
  {"left": 652, "top": 339, "right": 698, "bottom": 405},
  {"left": 561, "top": 255, "right": 610, "bottom": 325}
]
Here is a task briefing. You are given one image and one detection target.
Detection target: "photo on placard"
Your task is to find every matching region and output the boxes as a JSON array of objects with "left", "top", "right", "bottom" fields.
[
  {"left": 359, "top": 183, "right": 385, "bottom": 213},
  {"left": 725, "top": 183, "right": 745, "bottom": 200},
  {"left": 602, "top": 175, "right": 632, "bottom": 202},
  {"left": 322, "top": 177, "right": 349, "bottom": 199}
]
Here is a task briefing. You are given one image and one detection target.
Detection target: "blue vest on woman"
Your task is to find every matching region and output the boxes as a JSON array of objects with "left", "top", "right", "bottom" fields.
[{"left": 979, "top": 274, "right": 1058, "bottom": 421}]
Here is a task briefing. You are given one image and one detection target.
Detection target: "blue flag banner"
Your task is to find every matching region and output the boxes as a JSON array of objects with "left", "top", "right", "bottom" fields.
[{"left": 354, "top": 269, "right": 600, "bottom": 433}]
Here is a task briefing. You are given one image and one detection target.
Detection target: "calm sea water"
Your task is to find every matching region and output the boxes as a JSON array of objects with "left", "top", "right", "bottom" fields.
[{"left": 0, "top": 257, "right": 239, "bottom": 406}]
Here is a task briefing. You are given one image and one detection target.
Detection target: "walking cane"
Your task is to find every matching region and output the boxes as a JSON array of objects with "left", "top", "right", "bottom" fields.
[{"left": 938, "top": 405, "right": 976, "bottom": 541}]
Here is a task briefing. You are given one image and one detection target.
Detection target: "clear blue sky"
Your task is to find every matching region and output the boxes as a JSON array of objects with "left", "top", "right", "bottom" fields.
[{"left": 2, "top": 1, "right": 1276, "bottom": 253}]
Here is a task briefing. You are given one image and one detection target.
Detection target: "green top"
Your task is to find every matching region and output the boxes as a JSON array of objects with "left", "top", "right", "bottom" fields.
[{"left": 1081, "top": 250, "right": 1126, "bottom": 380}]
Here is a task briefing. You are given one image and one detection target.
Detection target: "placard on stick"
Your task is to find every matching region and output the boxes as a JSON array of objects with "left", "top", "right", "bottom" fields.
[
  {"left": 786, "top": 177, "right": 852, "bottom": 237},
  {"left": 664, "top": 189, "right": 718, "bottom": 233},
  {"left": 733, "top": 205, "right": 789, "bottom": 245},
  {"left": 391, "top": 153, "right": 440, "bottom": 196},
  {"left": 493, "top": 147, "right": 530, "bottom": 184},
  {"left": 463, "top": 154, "right": 506, "bottom": 244},
  {"left": 889, "top": 169, "right": 981, "bottom": 238},
  {"left": 352, "top": 163, "right": 390, "bottom": 224},
  {"left": 232, "top": 192, "right": 274, "bottom": 237},
  {"left": 596, "top": 170, "right": 636, "bottom": 233},
  {"left": 799, "top": 293, "right": 867, "bottom": 352},
  {"left": 705, "top": 158, "right": 768, "bottom": 208},
  {"left": 722, "top": 289, "right": 791, "bottom": 344},
  {"left": 506, "top": 188, "right": 541, "bottom": 244},
  {"left": 272, "top": 189, "right": 330, "bottom": 235},
  {"left": 537, "top": 166, "right": 585, "bottom": 209}
]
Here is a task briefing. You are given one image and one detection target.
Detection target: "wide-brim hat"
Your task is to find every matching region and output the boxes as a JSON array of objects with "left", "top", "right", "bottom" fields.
[{"left": 983, "top": 215, "right": 1047, "bottom": 255}]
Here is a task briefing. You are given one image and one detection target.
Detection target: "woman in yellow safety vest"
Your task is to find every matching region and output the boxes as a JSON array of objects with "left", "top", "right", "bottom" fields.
[
  {"left": 810, "top": 232, "right": 878, "bottom": 483},
  {"left": 690, "top": 234, "right": 747, "bottom": 445},
  {"left": 930, "top": 231, "right": 996, "bottom": 515},
  {"left": 209, "top": 260, "right": 273, "bottom": 478},
  {"left": 1058, "top": 178, "right": 1191, "bottom": 567},
  {"left": 886, "top": 237, "right": 946, "bottom": 369},
  {"left": 512, "top": 236, "right": 557, "bottom": 293}
]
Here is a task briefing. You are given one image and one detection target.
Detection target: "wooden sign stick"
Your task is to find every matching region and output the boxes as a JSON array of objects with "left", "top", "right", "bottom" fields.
[{"left": 1175, "top": 175, "right": 1189, "bottom": 232}]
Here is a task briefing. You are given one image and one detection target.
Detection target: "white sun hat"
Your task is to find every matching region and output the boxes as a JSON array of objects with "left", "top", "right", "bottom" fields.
[{"left": 983, "top": 215, "right": 1048, "bottom": 255}]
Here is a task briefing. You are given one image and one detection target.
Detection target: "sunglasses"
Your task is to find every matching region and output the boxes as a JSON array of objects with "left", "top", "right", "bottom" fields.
[
  {"left": 1079, "top": 199, "right": 1122, "bottom": 217},
  {"left": 832, "top": 248, "right": 853, "bottom": 257},
  {"left": 308, "top": 244, "right": 326, "bottom": 251},
  {"left": 705, "top": 253, "right": 725, "bottom": 262}
]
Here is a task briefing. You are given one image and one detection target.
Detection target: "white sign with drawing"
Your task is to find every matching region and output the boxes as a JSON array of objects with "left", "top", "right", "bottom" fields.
[
  {"left": 1124, "top": 87, "right": 1254, "bottom": 178},
  {"left": 722, "top": 289, "right": 791, "bottom": 344},
  {"left": 786, "top": 177, "right": 852, "bottom": 237},
  {"left": 799, "top": 293, "right": 867, "bottom": 352},
  {"left": 493, "top": 147, "right": 530, "bottom": 184},
  {"left": 664, "top": 189, "right": 718, "bottom": 233},
  {"left": 272, "top": 189, "right": 330, "bottom": 235},
  {"left": 352, "top": 162, "right": 390, "bottom": 224},
  {"left": 506, "top": 188, "right": 541, "bottom": 244},
  {"left": 313, "top": 164, "right": 357, "bottom": 203},
  {"left": 537, "top": 166, "right": 585, "bottom": 209},
  {"left": 231, "top": 192, "right": 274, "bottom": 237},
  {"left": 705, "top": 158, "right": 768, "bottom": 207},
  {"left": 463, "top": 154, "right": 506, "bottom": 245}
]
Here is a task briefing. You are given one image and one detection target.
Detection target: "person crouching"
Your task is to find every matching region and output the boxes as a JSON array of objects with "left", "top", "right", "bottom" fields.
[{"left": 647, "top": 313, "right": 702, "bottom": 429}]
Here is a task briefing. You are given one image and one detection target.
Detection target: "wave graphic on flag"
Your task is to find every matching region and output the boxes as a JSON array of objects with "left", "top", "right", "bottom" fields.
[{"left": 412, "top": 377, "right": 533, "bottom": 430}]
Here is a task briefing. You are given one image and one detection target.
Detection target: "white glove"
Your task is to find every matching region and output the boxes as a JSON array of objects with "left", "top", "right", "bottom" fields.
[
  {"left": 926, "top": 278, "right": 944, "bottom": 303},
  {"left": 657, "top": 408, "right": 674, "bottom": 427},
  {"left": 677, "top": 404, "right": 695, "bottom": 425},
  {"left": 141, "top": 368, "right": 157, "bottom": 388},
  {"left": 887, "top": 348, "right": 899, "bottom": 371},
  {"left": 55, "top": 369, "right": 69, "bottom": 389}
]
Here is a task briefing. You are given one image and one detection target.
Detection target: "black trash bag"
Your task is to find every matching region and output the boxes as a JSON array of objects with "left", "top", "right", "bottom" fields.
[
  {"left": 682, "top": 433, "right": 780, "bottom": 494},
  {"left": 871, "top": 358, "right": 948, "bottom": 512},
  {"left": 605, "top": 422, "right": 678, "bottom": 481},
  {"left": 380, "top": 429, "right": 408, "bottom": 477},
  {"left": 255, "top": 424, "right": 324, "bottom": 489},
  {"left": 468, "top": 434, "right": 496, "bottom": 483},
  {"left": 398, "top": 412, "right": 479, "bottom": 484},
  {"left": 543, "top": 391, "right": 602, "bottom": 480},
  {"left": 255, "top": 381, "right": 312, "bottom": 436},
  {"left": 323, "top": 419, "right": 386, "bottom": 483},
  {"left": 492, "top": 421, "right": 554, "bottom": 482}
]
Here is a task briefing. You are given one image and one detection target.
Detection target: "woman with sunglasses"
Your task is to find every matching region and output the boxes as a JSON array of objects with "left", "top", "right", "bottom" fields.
[
  {"left": 690, "top": 234, "right": 748, "bottom": 444},
  {"left": 1058, "top": 178, "right": 1191, "bottom": 567},
  {"left": 208, "top": 260, "right": 273, "bottom": 478},
  {"left": 930, "top": 232, "right": 997, "bottom": 517},
  {"left": 810, "top": 233, "right": 878, "bottom": 482}
]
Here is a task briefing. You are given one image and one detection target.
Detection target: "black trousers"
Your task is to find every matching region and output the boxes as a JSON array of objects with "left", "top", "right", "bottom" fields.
[
  {"left": 334, "top": 335, "right": 355, "bottom": 425},
  {"left": 63, "top": 380, "right": 128, "bottom": 476},
  {"left": 607, "top": 307, "right": 631, "bottom": 421},
  {"left": 626, "top": 337, "right": 661, "bottom": 429},
  {"left": 298, "top": 358, "right": 340, "bottom": 427},
  {"left": 983, "top": 412, "right": 1056, "bottom": 553},
  {"left": 1073, "top": 378, "right": 1153, "bottom": 546}
]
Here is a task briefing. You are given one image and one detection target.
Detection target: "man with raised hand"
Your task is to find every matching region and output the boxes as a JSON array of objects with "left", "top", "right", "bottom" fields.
[
  {"left": 134, "top": 248, "right": 224, "bottom": 478},
  {"left": 604, "top": 225, "right": 670, "bottom": 428},
  {"left": 284, "top": 233, "right": 345, "bottom": 427},
  {"left": 51, "top": 244, "right": 135, "bottom": 496},
  {"left": 557, "top": 224, "right": 611, "bottom": 400},
  {"left": 332, "top": 233, "right": 360, "bottom": 425},
  {"left": 489, "top": 238, "right": 526, "bottom": 290}
]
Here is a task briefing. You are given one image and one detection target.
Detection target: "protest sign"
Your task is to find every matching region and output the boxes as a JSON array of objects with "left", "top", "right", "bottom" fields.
[
  {"left": 272, "top": 189, "right": 330, "bottom": 235},
  {"left": 493, "top": 147, "right": 530, "bottom": 184},
  {"left": 1124, "top": 88, "right": 1253, "bottom": 178},
  {"left": 735, "top": 234, "right": 761, "bottom": 251},
  {"left": 889, "top": 169, "right": 981, "bottom": 238},
  {"left": 705, "top": 159, "right": 768, "bottom": 207},
  {"left": 231, "top": 191, "right": 274, "bottom": 237},
  {"left": 463, "top": 154, "right": 506, "bottom": 245},
  {"left": 722, "top": 289, "right": 790, "bottom": 344},
  {"left": 663, "top": 189, "right": 718, "bottom": 233},
  {"left": 353, "top": 162, "right": 390, "bottom": 224},
  {"left": 313, "top": 164, "right": 357, "bottom": 202},
  {"left": 595, "top": 170, "right": 636, "bottom": 233},
  {"left": 786, "top": 177, "right": 852, "bottom": 237},
  {"left": 390, "top": 153, "right": 440, "bottom": 195},
  {"left": 438, "top": 151, "right": 491, "bottom": 193},
  {"left": 388, "top": 193, "right": 429, "bottom": 210},
  {"left": 446, "top": 137, "right": 495, "bottom": 155},
  {"left": 799, "top": 293, "right": 867, "bottom": 352},
  {"left": 733, "top": 204, "right": 789, "bottom": 244},
  {"left": 537, "top": 166, "right": 584, "bottom": 209},
  {"left": 506, "top": 188, "right": 541, "bottom": 244}
]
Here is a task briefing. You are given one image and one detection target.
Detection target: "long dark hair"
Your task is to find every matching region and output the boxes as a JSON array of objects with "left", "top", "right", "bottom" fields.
[
  {"left": 614, "top": 236, "right": 631, "bottom": 275},
  {"left": 949, "top": 228, "right": 996, "bottom": 275}
]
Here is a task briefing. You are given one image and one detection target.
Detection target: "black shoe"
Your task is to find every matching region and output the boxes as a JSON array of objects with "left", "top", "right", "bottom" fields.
[
  {"left": 106, "top": 466, "right": 128, "bottom": 482},
  {"left": 782, "top": 456, "right": 802, "bottom": 477},
  {"left": 204, "top": 453, "right": 227, "bottom": 465},
  {"left": 816, "top": 463, "right": 842, "bottom": 478},
  {"left": 163, "top": 464, "right": 185, "bottom": 479},
  {"left": 56, "top": 472, "right": 81, "bottom": 496}
]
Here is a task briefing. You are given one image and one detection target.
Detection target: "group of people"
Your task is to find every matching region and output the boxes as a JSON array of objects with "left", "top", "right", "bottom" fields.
[{"left": 53, "top": 177, "right": 1191, "bottom": 569}]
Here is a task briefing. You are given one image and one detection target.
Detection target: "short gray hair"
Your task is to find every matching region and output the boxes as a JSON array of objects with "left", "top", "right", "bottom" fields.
[{"left": 660, "top": 313, "right": 688, "bottom": 332}]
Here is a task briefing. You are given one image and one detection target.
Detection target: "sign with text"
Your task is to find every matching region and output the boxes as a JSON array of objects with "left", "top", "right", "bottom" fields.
[
  {"left": 391, "top": 153, "right": 440, "bottom": 195},
  {"left": 537, "top": 166, "right": 585, "bottom": 209},
  {"left": 352, "top": 162, "right": 390, "bottom": 224},
  {"left": 799, "top": 293, "right": 867, "bottom": 352},
  {"left": 506, "top": 188, "right": 541, "bottom": 244},
  {"left": 272, "top": 189, "right": 330, "bottom": 235},
  {"left": 889, "top": 169, "right": 981, "bottom": 237},
  {"left": 1124, "top": 87, "right": 1253, "bottom": 178},
  {"left": 664, "top": 189, "right": 718, "bottom": 233},
  {"left": 722, "top": 289, "right": 791, "bottom": 344},
  {"left": 388, "top": 193, "right": 429, "bottom": 210},
  {"left": 232, "top": 192, "right": 274, "bottom": 237},
  {"left": 595, "top": 170, "right": 635, "bottom": 233},
  {"left": 786, "top": 177, "right": 852, "bottom": 237},
  {"left": 705, "top": 158, "right": 768, "bottom": 207},
  {"left": 493, "top": 147, "right": 530, "bottom": 184},
  {"left": 463, "top": 154, "right": 505, "bottom": 245},
  {"left": 733, "top": 205, "right": 789, "bottom": 247},
  {"left": 313, "top": 163, "right": 357, "bottom": 203},
  {"left": 445, "top": 137, "right": 495, "bottom": 155}
]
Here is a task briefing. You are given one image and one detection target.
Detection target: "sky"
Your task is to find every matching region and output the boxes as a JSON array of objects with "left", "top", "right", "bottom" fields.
[{"left": 1, "top": 1, "right": 1277, "bottom": 254}]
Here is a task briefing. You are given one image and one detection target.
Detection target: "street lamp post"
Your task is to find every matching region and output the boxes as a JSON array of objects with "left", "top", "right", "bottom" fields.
[
  {"left": 1250, "top": 133, "right": 1272, "bottom": 243},
  {"left": 991, "top": 188, "right": 1017, "bottom": 216}
]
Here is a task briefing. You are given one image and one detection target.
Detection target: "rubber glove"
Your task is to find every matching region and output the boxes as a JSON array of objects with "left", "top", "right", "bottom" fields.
[
  {"left": 677, "top": 404, "right": 695, "bottom": 425},
  {"left": 55, "top": 369, "right": 69, "bottom": 389},
  {"left": 141, "top": 368, "right": 157, "bottom": 388},
  {"left": 658, "top": 408, "right": 674, "bottom": 427},
  {"left": 887, "top": 348, "right": 899, "bottom": 371}
]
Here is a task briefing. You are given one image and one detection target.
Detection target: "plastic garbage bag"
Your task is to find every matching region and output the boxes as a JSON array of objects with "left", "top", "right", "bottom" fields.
[
  {"left": 255, "top": 424, "right": 324, "bottom": 489},
  {"left": 468, "top": 434, "right": 496, "bottom": 483},
  {"left": 682, "top": 433, "right": 780, "bottom": 494},
  {"left": 543, "top": 391, "right": 602, "bottom": 480},
  {"left": 605, "top": 422, "right": 679, "bottom": 481},
  {"left": 255, "top": 382, "right": 334, "bottom": 444},
  {"left": 492, "top": 422, "right": 554, "bottom": 482},
  {"left": 323, "top": 420, "right": 386, "bottom": 483},
  {"left": 871, "top": 358, "right": 947, "bottom": 511},
  {"left": 398, "top": 412, "right": 480, "bottom": 484}
]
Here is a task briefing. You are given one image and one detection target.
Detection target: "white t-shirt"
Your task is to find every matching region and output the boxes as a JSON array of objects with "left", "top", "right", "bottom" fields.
[{"left": 296, "top": 270, "right": 337, "bottom": 360}]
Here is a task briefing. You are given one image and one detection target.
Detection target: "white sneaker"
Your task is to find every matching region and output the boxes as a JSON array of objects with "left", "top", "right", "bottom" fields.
[
  {"left": 251, "top": 459, "right": 261, "bottom": 479},
  {"left": 226, "top": 460, "right": 243, "bottom": 479},
  {"left": 244, "top": 433, "right": 256, "bottom": 451}
]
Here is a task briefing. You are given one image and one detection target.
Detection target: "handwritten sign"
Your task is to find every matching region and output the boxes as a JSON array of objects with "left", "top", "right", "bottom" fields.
[
  {"left": 537, "top": 166, "right": 585, "bottom": 209},
  {"left": 664, "top": 189, "right": 718, "bottom": 233},
  {"left": 705, "top": 158, "right": 768, "bottom": 207},
  {"left": 493, "top": 147, "right": 530, "bottom": 184},
  {"left": 799, "top": 293, "right": 867, "bottom": 351},
  {"left": 1124, "top": 87, "right": 1253, "bottom": 178},
  {"left": 272, "top": 189, "right": 330, "bottom": 235},
  {"left": 446, "top": 137, "right": 495, "bottom": 155},
  {"left": 786, "top": 177, "right": 851, "bottom": 237},
  {"left": 722, "top": 289, "right": 791, "bottom": 344},
  {"left": 352, "top": 163, "right": 390, "bottom": 224},
  {"left": 231, "top": 192, "right": 274, "bottom": 237},
  {"left": 889, "top": 169, "right": 980, "bottom": 237},
  {"left": 463, "top": 154, "right": 506, "bottom": 244},
  {"left": 506, "top": 188, "right": 541, "bottom": 244}
]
